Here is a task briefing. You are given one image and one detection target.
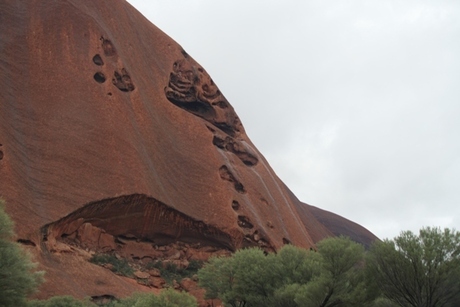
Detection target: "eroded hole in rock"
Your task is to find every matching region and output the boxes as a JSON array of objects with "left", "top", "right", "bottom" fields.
[
  {"left": 282, "top": 238, "right": 291, "bottom": 245},
  {"left": 92, "top": 54, "right": 104, "bottom": 66},
  {"left": 231, "top": 201, "right": 240, "bottom": 211},
  {"left": 219, "top": 165, "right": 246, "bottom": 193},
  {"left": 165, "top": 58, "right": 242, "bottom": 137},
  {"left": 211, "top": 99, "right": 228, "bottom": 109},
  {"left": 234, "top": 182, "right": 245, "bottom": 193},
  {"left": 91, "top": 295, "right": 116, "bottom": 305},
  {"left": 212, "top": 136, "right": 225, "bottom": 148},
  {"left": 101, "top": 37, "right": 116, "bottom": 56},
  {"left": 212, "top": 135, "right": 258, "bottom": 166},
  {"left": 237, "top": 216, "right": 253, "bottom": 229},
  {"left": 17, "top": 239, "right": 36, "bottom": 246},
  {"left": 266, "top": 221, "right": 274, "bottom": 228},
  {"left": 214, "top": 123, "right": 239, "bottom": 138},
  {"left": 112, "top": 69, "right": 135, "bottom": 92},
  {"left": 94, "top": 72, "right": 106, "bottom": 83}
]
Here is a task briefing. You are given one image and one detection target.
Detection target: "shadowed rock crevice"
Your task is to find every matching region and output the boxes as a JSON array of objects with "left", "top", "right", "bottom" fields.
[
  {"left": 17, "top": 239, "right": 36, "bottom": 246},
  {"left": 42, "top": 194, "right": 236, "bottom": 251},
  {"left": 212, "top": 135, "right": 258, "bottom": 166},
  {"left": 219, "top": 165, "right": 246, "bottom": 193},
  {"left": 243, "top": 230, "right": 273, "bottom": 251},
  {"left": 282, "top": 238, "right": 291, "bottom": 245},
  {"left": 91, "top": 295, "right": 116, "bottom": 306},
  {"left": 237, "top": 216, "right": 253, "bottom": 229}
]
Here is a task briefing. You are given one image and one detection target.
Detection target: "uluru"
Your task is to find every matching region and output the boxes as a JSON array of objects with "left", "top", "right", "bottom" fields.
[{"left": 0, "top": 0, "right": 377, "bottom": 302}]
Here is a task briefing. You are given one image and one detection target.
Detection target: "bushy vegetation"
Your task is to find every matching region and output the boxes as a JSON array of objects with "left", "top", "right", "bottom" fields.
[
  {"left": 198, "top": 236, "right": 371, "bottom": 307},
  {"left": 27, "top": 290, "right": 198, "bottom": 307},
  {"left": 366, "top": 227, "right": 460, "bottom": 307},
  {"left": 0, "top": 199, "right": 44, "bottom": 307},
  {"left": 198, "top": 229, "right": 460, "bottom": 307},
  {"left": 109, "top": 289, "right": 197, "bottom": 307},
  {"left": 145, "top": 259, "right": 204, "bottom": 284},
  {"left": 89, "top": 253, "right": 134, "bottom": 277},
  {"left": 28, "top": 295, "right": 95, "bottom": 307}
]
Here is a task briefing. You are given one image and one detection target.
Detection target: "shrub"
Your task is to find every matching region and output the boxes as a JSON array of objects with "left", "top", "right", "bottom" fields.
[
  {"left": 0, "top": 200, "right": 44, "bottom": 306},
  {"left": 89, "top": 254, "right": 134, "bottom": 277},
  {"left": 112, "top": 289, "right": 197, "bottom": 307},
  {"left": 28, "top": 295, "right": 95, "bottom": 307},
  {"left": 145, "top": 259, "right": 204, "bottom": 285}
]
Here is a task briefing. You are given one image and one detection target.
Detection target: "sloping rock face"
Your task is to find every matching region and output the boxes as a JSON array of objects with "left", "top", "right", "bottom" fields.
[{"left": 0, "top": 0, "right": 377, "bottom": 300}]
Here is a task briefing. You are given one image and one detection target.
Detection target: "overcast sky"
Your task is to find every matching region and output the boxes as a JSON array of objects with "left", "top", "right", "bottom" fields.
[{"left": 127, "top": 0, "right": 460, "bottom": 240}]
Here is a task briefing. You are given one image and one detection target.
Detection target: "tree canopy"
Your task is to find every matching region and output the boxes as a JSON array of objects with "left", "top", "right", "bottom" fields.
[
  {"left": 198, "top": 236, "right": 371, "bottom": 307},
  {"left": 0, "top": 199, "right": 44, "bottom": 307},
  {"left": 367, "top": 227, "right": 460, "bottom": 307}
]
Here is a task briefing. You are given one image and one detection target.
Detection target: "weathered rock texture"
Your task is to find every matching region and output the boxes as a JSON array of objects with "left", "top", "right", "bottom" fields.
[{"left": 0, "top": 0, "right": 377, "bottom": 302}]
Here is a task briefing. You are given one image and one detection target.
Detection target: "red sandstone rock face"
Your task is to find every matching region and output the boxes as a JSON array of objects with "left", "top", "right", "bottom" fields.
[{"left": 0, "top": 0, "right": 377, "bottom": 300}]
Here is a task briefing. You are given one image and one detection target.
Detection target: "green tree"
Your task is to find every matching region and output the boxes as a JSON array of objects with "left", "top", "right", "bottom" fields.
[
  {"left": 198, "top": 237, "right": 370, "bottom": 307},
  {"left": 0, "top": 200, "right": 44, "bottom": 307},
  {"left": 198, "top": 247, "right": 277, "bottom": 307},
  {"left": 269, "top": 245, "right": 319, "bottom": 307},
  {"left": 367, "top": 227, "right": 460, "bottom": 307},
  {"left": 197, "top": 255, "right": 235, "bottom": 303},
  {"left": 294, "top": 236, "right": 370, "bottom": 307}
]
